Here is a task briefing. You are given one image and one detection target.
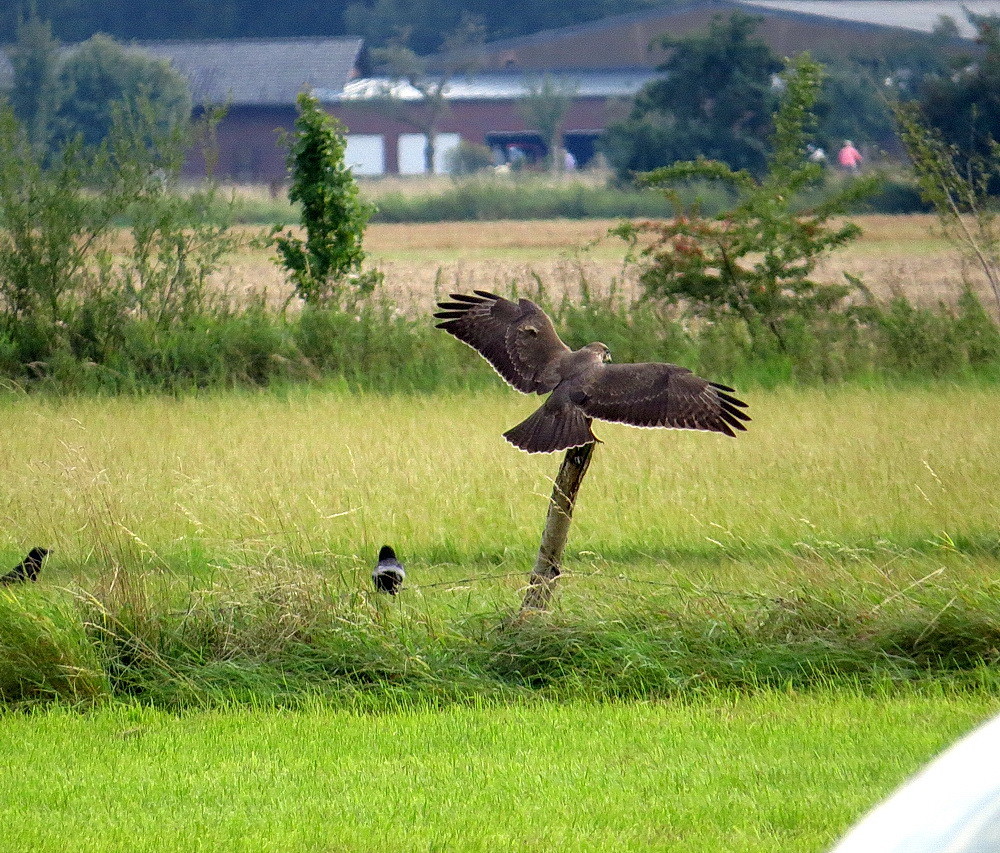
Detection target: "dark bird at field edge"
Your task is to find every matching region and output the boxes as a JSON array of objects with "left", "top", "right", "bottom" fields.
[
  {"left": 0, "top": 547, "right": 51, "bottom": 585},
  {"left": 373, "top": 545, "right": 405, "bottom": 594}
]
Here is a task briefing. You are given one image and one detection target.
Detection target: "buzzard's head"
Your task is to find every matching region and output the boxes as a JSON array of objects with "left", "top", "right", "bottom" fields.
[{"left": 584, "top": 342, "right": 612, "bottom": 363}]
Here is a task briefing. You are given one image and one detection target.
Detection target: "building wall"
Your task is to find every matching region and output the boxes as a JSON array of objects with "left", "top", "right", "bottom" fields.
[
  {"left": 186, "top": 105, "right": 298, "bottom": 183},
  {"left": 183, "top": 98, "right": 622, "bottom": 180},
  {"left": 328, "top": 97, "right": 622, "bottom": 174}
]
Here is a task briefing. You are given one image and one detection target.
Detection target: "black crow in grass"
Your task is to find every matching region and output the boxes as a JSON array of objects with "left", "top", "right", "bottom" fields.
[
  {"left": 373, "top": 545, "right": 405, "bottom": 595},
  {"left": 0, "top": 547, "right": 50, "bottom": 585}
]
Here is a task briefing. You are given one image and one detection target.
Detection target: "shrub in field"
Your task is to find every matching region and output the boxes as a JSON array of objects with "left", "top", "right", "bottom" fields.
[
  {"left": 0, "top": 98, "right": 264, "bottom": 388},
  {"left": 275, "top": 93, "right": 379, "bottom": 306},
  {"left": 860, "top": 290, "right": 1000, "bottom": 379},
  {"left": 615, "top": 56, "right": 881, "bottom": 356},
  {"left": 0, "top": 590, "right": 108, "bottom": 704},
  {"left": 444, "top": 140, "right": 495, "bottom": 175},
  {"left": 895, "top": 101, "right": 1000, "bottom": 314}
]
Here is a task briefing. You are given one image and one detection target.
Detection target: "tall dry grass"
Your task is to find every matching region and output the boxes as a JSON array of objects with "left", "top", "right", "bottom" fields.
[
  {"left": 207, "top": 215, "right": 995, "bottom": 316},
  {"left": 0, "top": 387, "right": 998, "bottom": 706}
]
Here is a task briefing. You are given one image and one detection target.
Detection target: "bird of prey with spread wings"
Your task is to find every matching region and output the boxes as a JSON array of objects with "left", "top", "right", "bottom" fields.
[{"left": 434, "top": 291, "right": 750, "bottom": 454}]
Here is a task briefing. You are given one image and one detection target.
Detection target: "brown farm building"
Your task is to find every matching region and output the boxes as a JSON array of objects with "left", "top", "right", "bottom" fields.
[{"left": 3, "top": 0, "right": 998, "bottom": 179}]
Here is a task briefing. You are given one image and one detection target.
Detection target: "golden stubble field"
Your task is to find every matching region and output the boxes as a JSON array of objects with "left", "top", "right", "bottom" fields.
[{"left": 215, "top": 215, "right": 996, "bottom": 315}]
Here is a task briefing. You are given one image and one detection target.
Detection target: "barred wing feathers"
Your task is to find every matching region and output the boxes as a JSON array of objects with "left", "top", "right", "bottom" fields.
[
  {"left": 581, "top": 364, "right": 751, "bottom": 437},
  {"left": 434, "top": 291, "right": 569, "bottom": 394}
]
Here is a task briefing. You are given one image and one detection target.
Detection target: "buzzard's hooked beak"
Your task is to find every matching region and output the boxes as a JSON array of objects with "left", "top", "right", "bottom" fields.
[{"left": 603, "top": 349, "right": 612, "bottom": 363}]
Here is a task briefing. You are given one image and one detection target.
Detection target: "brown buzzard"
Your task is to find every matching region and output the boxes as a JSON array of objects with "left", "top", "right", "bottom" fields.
[{"left": 434, "top": 291, "right": 750, "bottom": 453}]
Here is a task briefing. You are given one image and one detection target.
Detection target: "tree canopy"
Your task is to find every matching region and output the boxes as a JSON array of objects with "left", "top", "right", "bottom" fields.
[
  {"left": 602, "top": 13, "right": 782, "bottom": 181},
  {"left": 918, "top": 12, "right": 1000, "bottom": 167},
  {"left": 1, "top": 0, "right": 670, "bottom": 53},
  {"left": 52, "top": 34, "right": 191, "bottom": 150}
]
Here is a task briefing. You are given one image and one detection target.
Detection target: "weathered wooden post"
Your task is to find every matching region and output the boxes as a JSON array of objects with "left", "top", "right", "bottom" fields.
[{"left": 521, "top": 440, "right": 596, "bottom": 612}]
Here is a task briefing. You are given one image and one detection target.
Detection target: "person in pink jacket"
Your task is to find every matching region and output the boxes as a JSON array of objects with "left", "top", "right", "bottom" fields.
[{"left": 837, "top": 140, "right": 863, "bottom": 172}]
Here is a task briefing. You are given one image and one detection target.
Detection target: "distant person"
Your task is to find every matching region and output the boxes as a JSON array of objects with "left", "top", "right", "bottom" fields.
[
  {"left": 563, "top": 149, "right": 577, "bottom": 171},
  {"left": 807, "top": 144, "right": 827, "bottom": 165},
  {"left": 837, "top": 140, "right": 863, "bottom": 172}
]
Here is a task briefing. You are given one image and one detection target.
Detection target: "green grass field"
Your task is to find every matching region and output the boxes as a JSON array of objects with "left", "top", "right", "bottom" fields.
[
  {"left": 0, "top": 385, "right": 998, "bottom": 703},
  {"left": 2, "top": 385, "right": 996, "bottom": 568},
  {"left": 1, "top": 385, "right": 998, "bottom": 850},
  {"left": 0, "top": 690, "right": 994, "bottom": 852}
]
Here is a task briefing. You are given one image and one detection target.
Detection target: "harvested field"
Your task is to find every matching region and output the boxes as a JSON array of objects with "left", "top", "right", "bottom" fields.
[{"left": 214, "top": 215, "right": 998, "bottom": 315}]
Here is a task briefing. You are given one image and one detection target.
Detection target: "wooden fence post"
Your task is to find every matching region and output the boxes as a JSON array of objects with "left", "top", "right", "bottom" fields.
[{"left": 521, "top": 440, "right": 596, "bottom": 612}]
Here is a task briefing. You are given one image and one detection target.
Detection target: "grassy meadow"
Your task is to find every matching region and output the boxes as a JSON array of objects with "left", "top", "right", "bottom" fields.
[
  {"left": 0, "top": 384, "right": 998, "bottom": 709},
  {"left": 2, "top": 385, "right": 997, "bottom": 576},
  {"left": 0, "top": 690, "right": 994, "bottom": 853},
  {"left": 2, "top": 211, "right": 1000, "bottom": 850}
]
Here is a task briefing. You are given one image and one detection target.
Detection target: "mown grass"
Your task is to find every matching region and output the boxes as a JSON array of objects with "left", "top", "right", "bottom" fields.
[
  {"left": 0, "top": 690, "right": 994, "bottom": 852},
  {"left": 0, "top": 386, "right": 997, "bottom": 707}
]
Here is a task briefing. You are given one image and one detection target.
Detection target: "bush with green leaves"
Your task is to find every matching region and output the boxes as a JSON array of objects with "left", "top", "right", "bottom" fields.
[
  {"left": 444, "top": 140, "right": 495, "bottom": 175},
  {"left": 0, "top": 99, "right": 255, "bottom": 386},
  {"left": 895, "top": 101, "right": 1000, "bottom": 314},
  {"left": 276, "top": 93, "right": 378, "bottom": 306},
  {"left": 615, "top": 56, "right": 882, "bottom": 353}
]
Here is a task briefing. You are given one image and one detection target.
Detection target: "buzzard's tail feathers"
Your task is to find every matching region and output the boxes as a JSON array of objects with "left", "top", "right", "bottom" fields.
[{"left": 504, "top": 405, "right": 596, "bottom": 454}]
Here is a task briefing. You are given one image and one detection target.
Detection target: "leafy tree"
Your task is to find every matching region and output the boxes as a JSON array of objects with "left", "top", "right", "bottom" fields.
[
  {"left": 614, "top": 56, "right": 880, "bottom": 350},
  {"left": 895, "top": 101, "right": 1000, "bottom": 313},
  {"left": 367, "top": 17, "right": 484, "bottom": 174},
  {"left": 6, "top": 10, "right": 63, "bottom": 155},
  {"left": 918, "top": 12, "right": 1000, "bottom": 166},
  {"left": 52, "top": 34, "right": 191, "bottom": 150},
  {"left": 275, "top": 93, "right": 377, "bottom": 306},
  {"left": 517, "top": 74, "right": 578, "bottom": 173},
  {"left": 603, "top": 13, "right": 782, "bottom": 181}
]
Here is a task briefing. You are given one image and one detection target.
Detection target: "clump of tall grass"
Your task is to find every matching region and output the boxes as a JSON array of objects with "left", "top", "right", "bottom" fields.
[
  {"left": 0, "top": 588, "right": 108, "bottom": 705},
  {"left": 2, "top": 548, "right": 999, "bottom": 709},
  {"left": 2, "top": 282, "right": 999, "bottom": 393}
]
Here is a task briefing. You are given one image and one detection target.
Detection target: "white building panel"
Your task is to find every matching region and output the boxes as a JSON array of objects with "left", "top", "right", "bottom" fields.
[
  {"left": 398, "top": 133, "right": 462, "bottom": 174},
  {"left": 345, "top": 134, "right": 385, "bottom": 176}
]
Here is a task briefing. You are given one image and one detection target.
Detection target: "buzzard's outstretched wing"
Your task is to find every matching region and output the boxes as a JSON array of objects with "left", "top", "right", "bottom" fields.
[
  {"left": 434, "top": 291, "right": 570, "bottom": 394},
  {"left": 580, "top": 364, "right": 751, "bottom": 437}
]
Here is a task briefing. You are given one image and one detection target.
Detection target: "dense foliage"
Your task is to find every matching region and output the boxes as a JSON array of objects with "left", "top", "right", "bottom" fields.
[
  {"left": 918, "top": 13, "right": 1000, "bottom": 171},
  {"left": 5, "top": 21, "right": 191, "bottom": 157},
  {"left": 276, "top": 93, "right": 377, "bottom": 305},
  {"left": 52, "top": 34, "right": 191, "bottom": 150},
  {"left": 603, "top": 14, "right": 782, "bottom": 181},
  {"left": 1, "top": 0, "right": 671, "bottom": 53}
]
